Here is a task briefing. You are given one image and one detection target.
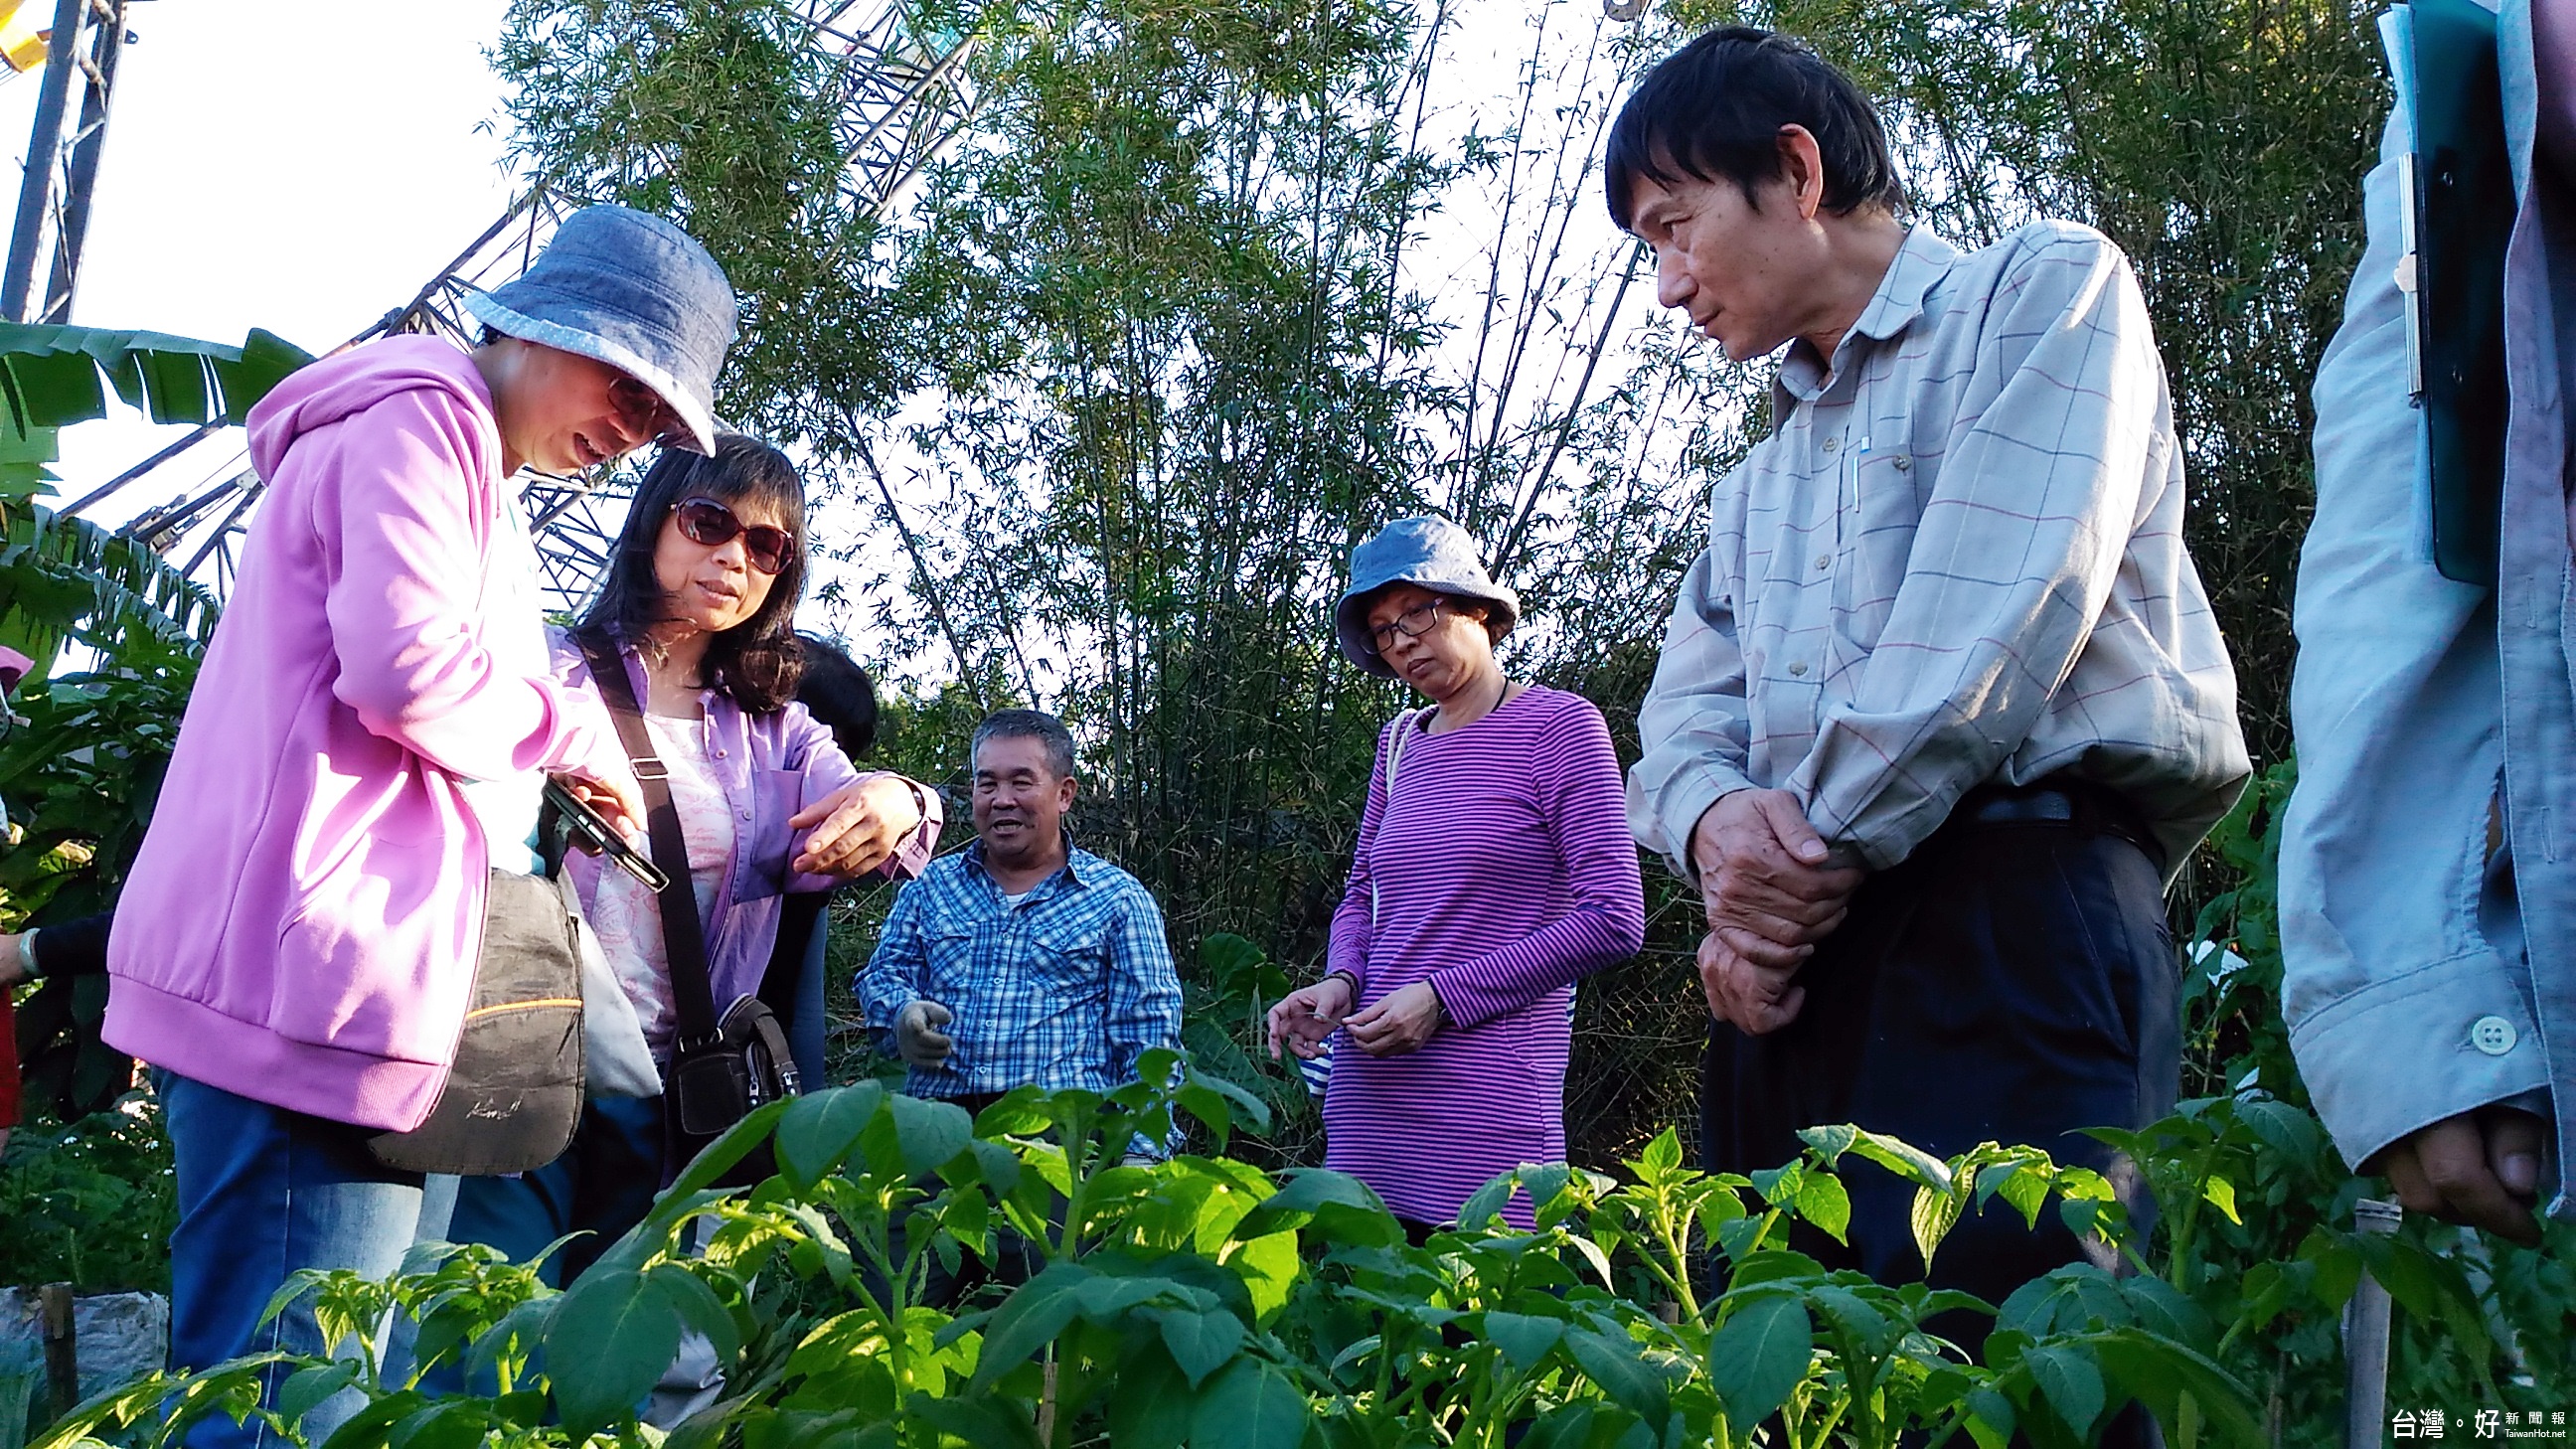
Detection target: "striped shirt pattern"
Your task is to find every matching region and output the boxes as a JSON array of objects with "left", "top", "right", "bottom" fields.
[
  {"left": 1324, "top": 687, "right": 1646, "bottom": 1226},
  {"left": 861, "top": 840, "right": 1183, "bottom": 1100},
  {"left": 1628, "top": 223, "right": 2249, "bottom": 881}
]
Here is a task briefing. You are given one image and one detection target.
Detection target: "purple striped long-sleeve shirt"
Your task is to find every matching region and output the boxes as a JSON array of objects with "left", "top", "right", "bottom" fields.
[{"left": 1323, "top": 685, "right": 1647, "bottom": 1226}]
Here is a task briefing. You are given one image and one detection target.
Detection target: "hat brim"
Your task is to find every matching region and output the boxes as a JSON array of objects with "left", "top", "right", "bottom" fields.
[
  {"left": 1334, "top": 582, "right": 1522, "bottom": 677},
  {"left": 462, "top": 292, "right": 720, "bottom": 457}
]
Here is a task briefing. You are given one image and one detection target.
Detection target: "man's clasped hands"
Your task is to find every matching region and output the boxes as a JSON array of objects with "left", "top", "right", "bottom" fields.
[{"left": 1690, "top": 786, "right": 1862, "bottom": 1036}]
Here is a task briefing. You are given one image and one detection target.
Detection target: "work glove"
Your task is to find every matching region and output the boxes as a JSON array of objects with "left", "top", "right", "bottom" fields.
[{"left": 895, "top": 999, "right": 955, "bottom": 1067}]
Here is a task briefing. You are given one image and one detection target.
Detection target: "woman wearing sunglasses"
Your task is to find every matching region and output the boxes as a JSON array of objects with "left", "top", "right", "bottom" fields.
[
  {"left": 438, "top": 433, "right": 941, "bottom": 1289},
  {"left": 1265, "top": 516, "right": 1645, "bottom": 1237}
]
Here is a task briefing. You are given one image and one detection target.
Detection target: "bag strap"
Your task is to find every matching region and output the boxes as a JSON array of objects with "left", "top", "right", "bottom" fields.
[
  {"left": 576, "top": 628, "right": 724, "bottom": 1049},
  {"left": 1368, "top": 709, "right": 1420, "bottom": 931}
]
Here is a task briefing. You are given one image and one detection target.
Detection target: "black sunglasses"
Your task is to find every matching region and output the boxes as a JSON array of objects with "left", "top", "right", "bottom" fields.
[
  {"left": 670, "top": 496, "right": 795, "bottom": 575},
  {"left": 607, "top": 374, "right": 688, "bottom": 448}
]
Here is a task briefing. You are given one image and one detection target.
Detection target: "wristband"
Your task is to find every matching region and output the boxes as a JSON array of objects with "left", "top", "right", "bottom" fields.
[
  {"left": 1323, "top": 968, "right": 1361, "bottom": 999},
  {"left": 16, "top": 927, "right": 39, "bottom": 981}
]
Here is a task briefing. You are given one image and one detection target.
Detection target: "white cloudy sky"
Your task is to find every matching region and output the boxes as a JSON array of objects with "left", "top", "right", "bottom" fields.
[{"left": 0, "top": 1, "right": 521, "bottom": 521}]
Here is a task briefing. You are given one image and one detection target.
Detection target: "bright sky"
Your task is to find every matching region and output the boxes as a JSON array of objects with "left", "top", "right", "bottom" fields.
[{"left": 0, "top": 0, "right": 521, "bottom": 524}]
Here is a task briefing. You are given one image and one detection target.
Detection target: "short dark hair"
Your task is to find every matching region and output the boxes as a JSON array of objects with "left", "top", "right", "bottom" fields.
[
  {"left": 577, "top": 434, "right": 809, "bottom": 715},
  {"left": 1605, "top": 26, "right": 1906, "bottom": 232},
  {"left": 971, "top": 709, "right": 1075, "bottom": 781},
  {"left": 795, "top": 634, "right": 879, "bottom": 757}
]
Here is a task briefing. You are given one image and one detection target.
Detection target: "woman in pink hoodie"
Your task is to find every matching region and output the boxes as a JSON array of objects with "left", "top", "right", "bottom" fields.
[{"left": 103, "top": 206, "right": 739, "bottom": 1448}]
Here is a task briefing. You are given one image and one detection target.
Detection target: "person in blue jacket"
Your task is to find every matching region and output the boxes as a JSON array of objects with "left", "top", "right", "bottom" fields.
[{"left": 2280, "top": 0, "right": 2571, "bottom": 1244}]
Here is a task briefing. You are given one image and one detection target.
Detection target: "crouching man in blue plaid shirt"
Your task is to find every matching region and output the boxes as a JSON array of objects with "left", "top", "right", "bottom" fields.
[{"left": 860, "top": 709, "right": 1184, "bottom": 1138}]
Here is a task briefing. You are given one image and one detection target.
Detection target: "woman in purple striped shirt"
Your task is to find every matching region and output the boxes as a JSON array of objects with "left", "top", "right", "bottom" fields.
[{"left": 1268, "top": 517, "right": 1646, "bottom": 1232}]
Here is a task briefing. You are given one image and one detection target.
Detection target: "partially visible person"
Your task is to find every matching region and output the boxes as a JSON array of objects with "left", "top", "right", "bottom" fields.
[
  {"left": 760, "top": 635, "right": 886, "bottom": 1085},
  {"left": 1265, "top": 517, "right": 1645, "bottom": 1234},
  {"left": 440, "top": 437, "right": 940, "bottom": 1289},
  {"left": 2279, "top": 0, "right": 2570, "bottom": 1242},
  {"left": 0, "top": 913, "right": 114, "bottom": 1157},
  {"left": 861, "top": 710, "right": 1182, "bottom": 1118},
  {"left": 99, "top": 205, "right": 735, "bottom": 1448},
  {"left": 1610, "top": 27, "right": 2247, "bottom": 1353}
]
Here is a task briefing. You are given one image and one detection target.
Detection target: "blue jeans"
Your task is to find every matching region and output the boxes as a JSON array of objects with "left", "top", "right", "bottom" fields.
[
  {"left": 442, "top": 1094, "right": 665, "bottom": 1289},
  {"left": 162, "top": 1072, "right": 452, "bottom": 1449}
]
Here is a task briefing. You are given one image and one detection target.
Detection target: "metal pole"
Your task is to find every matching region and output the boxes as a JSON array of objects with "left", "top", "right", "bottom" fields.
[
  {"left": 42, "top": 0, "right": 128, "bottom": 323},
  {"left": 2345, "top": 1198, "right": 2403, "bottom": 1449},
  {"left": 1, "top": 0, "right": 89, "bottom": 322}
]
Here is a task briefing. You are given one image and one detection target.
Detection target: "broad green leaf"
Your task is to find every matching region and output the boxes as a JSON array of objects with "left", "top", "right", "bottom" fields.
[
  {"left": 1912, "top": 1184, "right": 1967, "bottom": 1270},
  {"left": 664, "top": 1096, "right": 795, "bottom": 1198},
  {"left": 1964, "top": 1386, "right": 2017, "bottom": 1449},
  {"left": 1707, "top": 1296, "right": 1810, "bottom": 1427},
  {"left": 775, "top": 1081, "right": 886, "bottom": 1189},
  {"left": 1107, "top": 1342, "right": 1196, "bottom": 1449},
  {"left": 319, "top": 1390, "right": 430, "bottom": 1449},
  {"left": 905, "top": 1392, "right": 1044, "bottom": 1449},
  {"left": 2025, "top": 1344, "right": 2106, "bottom": 1438},
  {"left": 1564, "top": 1329, "right": 1670, "bottom": 1423},
  {"left": 1517, "top": 1402, "right": 1598, "bottom": 1449},
  {"left": 1521, "top": 1163, "right": 1574, "bottom": 1213},
  {"left": 1456, "top": 1171, "right": 1518, "bottom": 1231},
  {"left": 648, "top": 1260, "right": 742, "bottom": 1363},
  {"left": 1637, "top": 1128, "right": 1683, "bottom": 1176},
  {"left": 1796, "top": 1171, "right": 1852, "bottom": 1242},
  {"left": 1188, "top": 1359, "right": 1311, "bottom": 1449},
  {"left": 1482, "top": 1309, "right": 1565, "bottom": 1369},
  {"left": 1220, "top": 1160, "right": 1390, "bottom": 1242},
  {"left": 886, "top": 1091, "right": 974, "bottom": 1178},
  {"left": 543, "top": 1266, "right": 683, "bottom": 1435},
  {"left": 386, "top": 1399, "right": 490, "bottom": 1449},
  {"left": 274, "top": 1362, "right": 361, "bottom": 1426},
  {"left": 1807, "top": 1284, "right": 1896, "bottom": 1359},
  {"left": 1155, "top": 1306, "right": 1247, "bottom": 1387},
  {"left": 1847, "top": 1130, "right": 1956, "bottom": 1192},
  {"left": 2199, "top": 1174, "right": 2241, "bottom": 1224},
  {"left": 969, "top": 1262, "right": 1094, "bottom": 1390}
]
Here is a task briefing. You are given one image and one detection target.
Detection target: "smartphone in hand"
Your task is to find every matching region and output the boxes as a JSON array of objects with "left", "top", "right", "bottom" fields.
[{"left": 544, "top": 777, "right": 669, "bottom": 891}]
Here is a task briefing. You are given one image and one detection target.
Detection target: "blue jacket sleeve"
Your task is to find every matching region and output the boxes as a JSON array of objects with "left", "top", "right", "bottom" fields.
[{"left": 2280, "top": 110, "right": 2550, "bottom": 1171}]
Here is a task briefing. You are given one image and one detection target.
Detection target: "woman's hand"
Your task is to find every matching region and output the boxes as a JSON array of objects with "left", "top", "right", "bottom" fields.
[
  {"left": 1266, "top": 975, "right": 1355, "bottom": 1061},
  {"left": 558, "top": 766, "right": 647, "bottom": 846},
  {"left": 792, "top": 773, "right": 928, "bottom": 879},
  {"left": 1345, "top": 981, "right": 1445, "bottom": 1057}
]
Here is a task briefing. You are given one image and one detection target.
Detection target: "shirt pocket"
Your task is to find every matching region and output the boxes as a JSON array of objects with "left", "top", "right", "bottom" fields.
[
  {"left": 740, "top": 768, "right": 805, "bottom": 900},
  {"left": 1026, "top": 912, "right": 1109, "bottom": 997}
]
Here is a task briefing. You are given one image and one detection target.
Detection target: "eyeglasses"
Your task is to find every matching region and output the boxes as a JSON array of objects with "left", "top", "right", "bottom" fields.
[
  {"left": 671, "top": 496, "right": 796, "bottom": 575},
  {"left": 608, "top": 374, "right": 688, "bottom": 448},
  {"left": 1368, "top": 597, "right": 1448, "bottom": 654}
]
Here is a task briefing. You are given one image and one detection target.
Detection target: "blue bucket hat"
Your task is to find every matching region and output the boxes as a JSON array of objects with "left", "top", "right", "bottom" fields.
[
  {"left": 462, "top": 204, "right": 738, "bottom": 456},
  {"left": 1334, "top": 516, "right": 1522, "bottom": 677}
]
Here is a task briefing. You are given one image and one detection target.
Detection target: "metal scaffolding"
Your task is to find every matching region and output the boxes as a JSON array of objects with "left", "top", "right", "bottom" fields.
[
  {"left": 3, "top": 0, "right": 130, "bottom": 325},
  {"left": 57, "top": 0, "right": 980, "bottom": 612}
]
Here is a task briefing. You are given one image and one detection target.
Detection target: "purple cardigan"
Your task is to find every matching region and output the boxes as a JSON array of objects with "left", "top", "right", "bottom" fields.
[
  {"left": 105, "top": 339, "right": 633, "bottom": 1132},
  {"left": 553, "top": 631, "right": 942, "bottom": 1007}
]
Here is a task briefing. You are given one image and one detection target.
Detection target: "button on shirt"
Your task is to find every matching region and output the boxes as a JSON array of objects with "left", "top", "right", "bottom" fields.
[
  {"left": 1628, "top": 223, "right": 2250, "bottom": 881},
  {"left": 861, "top": 839, "right": 1183, "bottom": 1101}
]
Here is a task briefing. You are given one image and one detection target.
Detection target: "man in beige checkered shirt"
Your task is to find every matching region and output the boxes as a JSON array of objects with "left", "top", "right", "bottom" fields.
[{"left": 1612, "top": 27, "right": 2250, "bottom": 1352}]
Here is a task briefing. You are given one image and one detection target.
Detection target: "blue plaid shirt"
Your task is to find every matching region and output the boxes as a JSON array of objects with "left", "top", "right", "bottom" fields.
[{"left": 860, "top": 836, "right": 1183, "bottom": 1102}]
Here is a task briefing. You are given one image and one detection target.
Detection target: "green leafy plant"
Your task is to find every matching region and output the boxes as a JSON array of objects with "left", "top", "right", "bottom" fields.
[
  {"left": 0, "top": 1093, "right": 173, "bottom": 1294},
  {"left": 33, "top": 1062, "right": 2267, "bottom": 1449}
]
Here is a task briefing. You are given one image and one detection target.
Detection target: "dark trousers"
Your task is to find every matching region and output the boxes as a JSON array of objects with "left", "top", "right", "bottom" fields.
[{"left": 1699, "top": 814, "right": 2178, "bottom": 1342}]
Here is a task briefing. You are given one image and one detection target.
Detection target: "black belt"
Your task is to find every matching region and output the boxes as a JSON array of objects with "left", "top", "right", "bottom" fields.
[{"left": 1951, "top": 777, "right": 2162, "bottom": 868}]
